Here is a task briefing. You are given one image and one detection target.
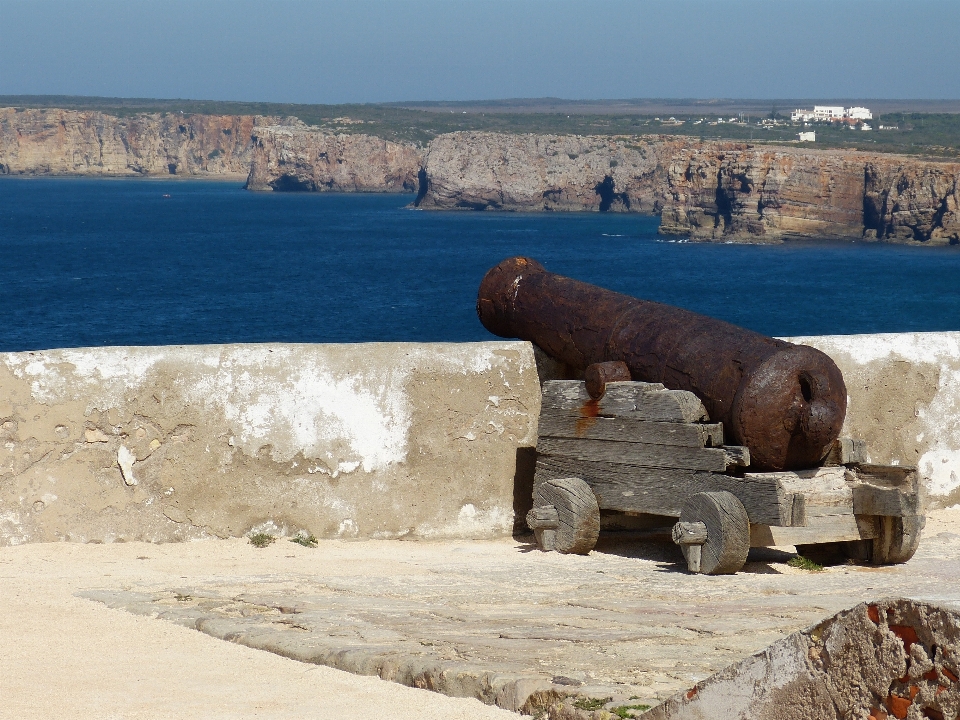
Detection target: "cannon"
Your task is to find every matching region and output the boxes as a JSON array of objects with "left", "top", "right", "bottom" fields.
[
  {"left": 477, "top": 256, "right": 847, "bottom": 472},
  {"left": 480, "top": 258, "right": 923, "bottom": 574}
]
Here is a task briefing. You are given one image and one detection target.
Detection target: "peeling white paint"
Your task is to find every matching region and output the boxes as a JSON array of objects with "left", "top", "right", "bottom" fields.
[
  {"left": 416, "top": 503, "right": 514, "bottom": 539},
  {"left": 788, "top": 332, "right": 960, "bottom": 500},
  {"left": 3, "top": 346, "right": 168, "bottom": 409},
  {"left": 0, "top": 340, "right": 541, "bottom": 545},
  {"left": 117, "top": 446, "right": 138, "bottom": 486},
  {"left": 0, "top": 343, "right": 530, "bottom": 475},
  {"left": 248, "top": 520, "right": 285, "bottom": 537},
  {"left": 182, "top": 349, "right": 408, "bottom": 470},
  {"left": 0, "top": 510, "right": 29, "bottom": 545},
  {"left": 785, "top": 332, "right": 960, "bottom": 367},
  {"left": 337, "top": 519, "right": 359, "bottom": 537}
]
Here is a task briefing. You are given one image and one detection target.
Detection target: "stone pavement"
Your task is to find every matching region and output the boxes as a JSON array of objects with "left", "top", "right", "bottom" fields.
[
  {"left": 50, "top": 508, "right": 960, "bottom": 717},
  {"left": 0, "top": 541, "right": 519, "bottom": 720}
]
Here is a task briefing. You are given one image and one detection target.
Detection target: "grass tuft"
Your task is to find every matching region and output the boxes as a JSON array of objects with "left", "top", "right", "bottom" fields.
[
  {"left": 613, "top": 704, "right": 652, "bottom": 718},
  {"left": 290, "top": 533, "right": 319, "bottom": 548},
  {"left": 788, "top": 555, "right": 824, "bottom": 572},
  {"left": 249, "top": 532, "right": 276, "bottom": 548},
  {"left": 573, "top": 697, "right": 609, "bottom": 711}
]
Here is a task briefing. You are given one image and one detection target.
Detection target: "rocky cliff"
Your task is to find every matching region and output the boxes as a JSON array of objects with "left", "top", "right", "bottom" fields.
[
  {"left": 864, "top": 159, "right": 960, "bottom": 243},
  {"left": 661, "top": 145, "right": 960, "bottom": 244},
  {"left": 244, "top": 123, "right": 422, "bottom": 193},
  {"left": 0, "top": 108, "right": 276, "bottom": 177},
  {"left": 3, "top": 109, "right": 959, "bottom": 245},
  {"left": 416, "top": 131, "right": 681, "bottom": 213},
  {"left": 417, "top": 132, "right": 960, "bottom": 245}
]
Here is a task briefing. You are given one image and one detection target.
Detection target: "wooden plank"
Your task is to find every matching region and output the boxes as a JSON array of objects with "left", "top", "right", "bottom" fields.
[
  {"left": 536, "top": 436, "right": 739, "bottom": 472},
  {"left": 822, "top": 437, "right": 868, "bottom": 466},
  {"left": 534, "top": 456, "right": 792, "bottom": 526},
  {"left": 750, "top": 514, "right": 878, "bottom": 547},
  {"left": 852, "top": 485, "right": 921, "bottom": 517},
  {"left": 537, "top": 409, "right": 723, "bottom": 447},
  {"left": 744, "top": 467, "right": 854, "bottom": 513},
  {"left": 854, "top": 464, "right": 919, "bottom": 492},
  {"left": 541, "top": 380, "right": 708, "bottom": 422},
  {"left": 791, "top": 495, "right": 807, "bottom": 526},
  {"left": 723, "top": 446, "right": 751, "bottom": 468}
]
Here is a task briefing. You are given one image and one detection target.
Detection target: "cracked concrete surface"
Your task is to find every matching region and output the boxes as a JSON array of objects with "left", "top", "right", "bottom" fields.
[{"left": 7, "top": 508, "right": 949, "bottom": 717}]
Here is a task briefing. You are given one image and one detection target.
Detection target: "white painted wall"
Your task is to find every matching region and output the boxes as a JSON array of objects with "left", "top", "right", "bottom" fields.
[
  {"left": 786, "top": 332, "right": 960, "bottom": 506},
  {"left": 0, "top": 333, "right": 957, "bottom": 546}
]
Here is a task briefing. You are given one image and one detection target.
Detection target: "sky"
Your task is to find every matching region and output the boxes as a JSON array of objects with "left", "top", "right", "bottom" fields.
[{"left": 1, "top": 0, "right": 958, "bottom": 104}]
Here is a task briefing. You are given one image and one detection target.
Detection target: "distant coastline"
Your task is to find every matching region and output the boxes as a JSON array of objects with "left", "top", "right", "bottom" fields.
[{"left": 2, "top": 105, "right": 959, "bottom": 246}]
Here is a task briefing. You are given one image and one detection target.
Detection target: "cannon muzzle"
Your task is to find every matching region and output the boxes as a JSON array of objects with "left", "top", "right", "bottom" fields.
[{"left": 477, "top": 256, "right": 846, "bottom": 471}]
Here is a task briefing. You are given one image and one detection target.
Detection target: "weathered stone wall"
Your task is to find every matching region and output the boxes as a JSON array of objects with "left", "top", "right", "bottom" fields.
[
  {"left": 645, "top": 598, "right": 960, "bottom": 720},
  {"left": 1, "top": 334, "right": 958, "bottom": 547},
  {"left": 787, "top": 332, "right": 960, "bottom": 508},
  {"left": 0, "top": 342, "right": 540, "bottom": 546}
]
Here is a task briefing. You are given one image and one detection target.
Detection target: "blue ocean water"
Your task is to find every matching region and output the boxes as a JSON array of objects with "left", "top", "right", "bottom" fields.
[{"left": 1, "top": 177, "right": 959, "bottom": 352}]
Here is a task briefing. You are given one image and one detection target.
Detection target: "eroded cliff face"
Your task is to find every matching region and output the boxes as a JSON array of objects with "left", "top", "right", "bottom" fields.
[
  {"left": 659, "top": 146, "right": 871, "bottom": 240},
  {"left": 245, "top": 123, "right": 422, "bottom": 193},
  {"left": 416, "top": 131, "right": 684, "bottom": 213},
  {"left": 0, "top": 108, "right": 278, "bottom": 177},
  {"left": 418, "top": 132, "right": 960, "bottom": 245},
  {"left": 4, "top": 109, "right": 959, "bottom": 245},
  {"left": 661, "top": 146, "right": 960, "bottom": 244},
  {"left": 864, "top": 160, "right": 960, "bottom": 243}
]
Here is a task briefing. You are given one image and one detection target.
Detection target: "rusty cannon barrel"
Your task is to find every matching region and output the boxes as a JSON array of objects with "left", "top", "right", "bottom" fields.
[{"left": 477, "top": 256, "right": 847, "bottom": 471}]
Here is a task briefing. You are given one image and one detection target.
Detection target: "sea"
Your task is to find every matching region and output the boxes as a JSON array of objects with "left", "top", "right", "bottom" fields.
[{"left": 1, "top": 177, "right": 959, "bottom": 352}]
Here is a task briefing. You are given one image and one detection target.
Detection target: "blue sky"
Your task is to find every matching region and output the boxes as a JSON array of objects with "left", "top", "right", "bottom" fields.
[{"left": 1, "top": 1, "right": 957, "bottom": 103}]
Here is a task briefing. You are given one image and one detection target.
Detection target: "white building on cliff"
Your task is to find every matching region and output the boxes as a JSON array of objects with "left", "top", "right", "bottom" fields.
[
  {"left": 813, "top": 106, "right": 846, "bottom": 121},
  {"left": 791, "top": 105, "right": 873, "bottom": 123}
]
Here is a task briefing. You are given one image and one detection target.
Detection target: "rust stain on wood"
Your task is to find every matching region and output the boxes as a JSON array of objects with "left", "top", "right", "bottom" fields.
[{"left": 575, "top": 399, "right": 600, "bottom": 436}]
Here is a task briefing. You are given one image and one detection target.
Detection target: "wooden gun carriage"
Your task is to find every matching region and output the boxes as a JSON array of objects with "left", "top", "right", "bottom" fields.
[
  {"left": 527, "top": 378, "right": 923, "bottom": 575},
  {"left": 475, "top": 256, "right": 922, "bottom": 575}
]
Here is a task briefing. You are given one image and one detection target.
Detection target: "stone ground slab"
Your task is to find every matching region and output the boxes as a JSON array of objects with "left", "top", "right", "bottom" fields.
[{"left": 12, "top": 509, "right": 955, "bottom": 718}]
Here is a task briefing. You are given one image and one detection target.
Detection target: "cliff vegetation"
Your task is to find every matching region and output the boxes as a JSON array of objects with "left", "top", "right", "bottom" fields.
[{"left": 3, "top": 95, "right": 960, "bottom": 158}]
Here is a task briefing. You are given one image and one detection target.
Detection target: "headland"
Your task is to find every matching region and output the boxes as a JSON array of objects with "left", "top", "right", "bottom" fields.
[{"left": 2, "top": 103, "right": 960, "bottom": 244}]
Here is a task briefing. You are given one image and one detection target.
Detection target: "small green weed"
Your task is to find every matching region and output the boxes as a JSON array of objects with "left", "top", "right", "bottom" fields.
[
  {"left": 249, "top": 532, "right": 276, "bottom": 548},
  {"left": 613, "top": 703, "right": 652, "bottom": 718},
  {"left": 788, "top": 555, "right": 824, "bottom": 572},
  {"left": 290, "top": 533, "right": 318, "bottom": 548},
  {"left": 573, "top": 697, "right": 609, "bottom": 711},
  {"left": 174, "top": 593, "right": 192, "bottom": 602}
]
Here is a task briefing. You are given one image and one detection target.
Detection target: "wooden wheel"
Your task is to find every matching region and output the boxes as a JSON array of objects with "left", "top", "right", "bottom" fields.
[
  {"left": 795, "top": 515, "right": 923, "bottom": 566},
  {"left": 872, "top": 515, "right": 923, "bottom": 564},
  {"left": 527, "top": 477, "right": 600, "bottom": 554},
  {"left": 678, "top": 491, "right": 750, "bottom": 575}
]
